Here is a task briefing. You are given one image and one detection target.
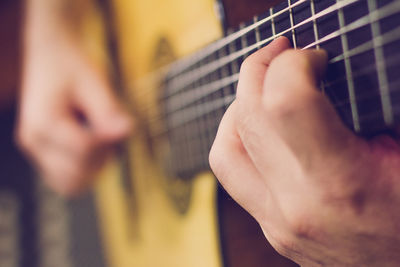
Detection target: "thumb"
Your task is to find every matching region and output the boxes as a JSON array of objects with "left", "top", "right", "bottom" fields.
[
  {"left": 262, "top": 49, "right": 363, "bottom": 171},
  {"left": 74, "top": 65, "right": 133, "bottom": 142}
]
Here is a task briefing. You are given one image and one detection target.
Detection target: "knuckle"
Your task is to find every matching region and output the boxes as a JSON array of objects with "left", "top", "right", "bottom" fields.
[
  {"left": 268, "top": 232, "right": 298, "bottom": 259},
  {"left": 209, "top": 142, "right": 233, "bottom": 187},
  {"left": 209, "top": 142, "right": 224, "bottom": 177},
  {"left": 321, "top": 179, "right": 370, "bottom": 216},
  {"left": 286, "top": 211, "right": 320, "bottom": 240}
]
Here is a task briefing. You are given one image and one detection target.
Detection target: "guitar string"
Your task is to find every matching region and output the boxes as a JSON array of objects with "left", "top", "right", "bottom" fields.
[
  {"left": 166, "top": 47, "right": 400, "bottom": 125},
  {"left": 165, "top": 56, "right": 400, "bottom": 129},
  {"left": 150, "top": 76, "right": 400, "bottom": 138},
  {"left": 128, "top": 1, "right": 400, "bottom": 137},
  {"left": 143, "top": 18, "right": 400, "bottom": 121},
  {"left": 165, "top": 0, "right": 359, "bottom": 82},
  {"left": 164, "top": 0, "right": 365, "bottom": 97},
  {"left": 166, "top": 0, "right": 400, "bottom": 99},
  {"left": 163, "top": 23, "right": 400, "bottom": 116},
  {"left": 132, "top": 0, "right": 358, "bottom": 97},
  {"left": 161, "top": 2, "right": 399, "bottom": 167},
  {"left": 147, "top": 53, "right": 400, "bottom": 137},
  {"left": 165, "top": 0, "right": 309, "bottom": 78}
]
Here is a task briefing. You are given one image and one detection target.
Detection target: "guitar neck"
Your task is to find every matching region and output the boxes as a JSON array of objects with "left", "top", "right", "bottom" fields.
[{"left": 159, "top": 0, "right": 400, "bottom": 178}]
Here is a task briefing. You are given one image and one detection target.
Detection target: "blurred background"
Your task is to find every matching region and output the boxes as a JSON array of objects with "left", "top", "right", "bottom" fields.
[{"left": 0, "top": 1, "right": 106, "bottom": 266}]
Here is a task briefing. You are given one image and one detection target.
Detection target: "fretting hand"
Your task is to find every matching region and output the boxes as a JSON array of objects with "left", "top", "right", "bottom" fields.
[{"left": 210, "top": 36, "right": 400, "bottom": 266}]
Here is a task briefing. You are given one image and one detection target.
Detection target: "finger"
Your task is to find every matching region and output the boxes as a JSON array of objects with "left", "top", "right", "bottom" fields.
[
  {"left": 36, "top": 146, "right": 91, "bottom": 196},
  {"left": 262, "top": 49, "right": 365, "bottom": 172},
  {"left": 44, "top": 115, "right": 94, "bottom": 158},
  {"left": 34, "top": 116, "right": 113, "bottom": 195},
  {"left": 74, "top": 64, "right": 132, "bottom": 142},
  {"left": 233, "top": 37, "right": 293, "bottom": 179},
  {"left": 36, "top": 136, "right": 112, "bottom": 196},
  {"left": 210, "top": 102, "right": 271, "bottom": 219},
  {"left": 236, "top": 36, "right": 291, "bottom": 102}
]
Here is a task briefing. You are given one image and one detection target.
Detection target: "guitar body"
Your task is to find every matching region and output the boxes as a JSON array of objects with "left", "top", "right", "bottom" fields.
[{"left": 95, "top": 0, "right": 224, "bottom": 266}]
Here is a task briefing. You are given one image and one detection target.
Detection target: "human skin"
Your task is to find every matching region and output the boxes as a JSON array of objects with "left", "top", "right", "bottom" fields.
[
  {"left": 16, "top": 0, "right": 132, "bottom": 196},
  {"left": 210, "top": 36, "right": 400, "bottom": 266}
]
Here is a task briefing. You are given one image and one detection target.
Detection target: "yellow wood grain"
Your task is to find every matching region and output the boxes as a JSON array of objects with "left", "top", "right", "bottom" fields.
[{"left": 94, "top": 0, "right": 224, "bottom": 266}]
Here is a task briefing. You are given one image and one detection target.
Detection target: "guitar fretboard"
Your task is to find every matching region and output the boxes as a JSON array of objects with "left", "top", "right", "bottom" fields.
[{"left": 159, "top": 0, "right": 400, "bottom": 178}]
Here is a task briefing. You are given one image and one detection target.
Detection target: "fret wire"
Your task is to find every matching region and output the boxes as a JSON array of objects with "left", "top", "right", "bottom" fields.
[
  {"left": 310, "top": 0, "right": 325, "bottom": 93},
  {"left": 194, "top": 58, "right": 210, "bottom": 167},
  {"left": 270, "top": 8, "right": 277, "bottom": 39},
  {"left": 253, "top": 16, "right": 262, "bottom": 49},
  {"left": 219, "top": 43, "right": 233, "bottom": 107},
  {"left": 310, "top": 0, "right": 320, "bottom": 49},
  {"left": 336, "top": 0, "right": 360, "bottom": 132},
  {"left": 367, "top": 0, "right": 393, "bottom": 125},
  {"left": 208, "top": 49, "right": 225, "bottom": 148},
  {"left": 228, "top": 28, "right": 240, "bottom": 74},
  {"left": 239, "top": 23, "right": 249, "bottom": 58},
  {"left": 165, "top": 0, "right": 369, "bottom": 97},
  {"left": 288, "top": 0, "right": 298, "bottom": 48}
]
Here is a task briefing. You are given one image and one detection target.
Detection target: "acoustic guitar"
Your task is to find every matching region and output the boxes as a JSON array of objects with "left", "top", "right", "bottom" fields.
[{"left": 91, "top": 0, "right": 400, "bottom": 266}]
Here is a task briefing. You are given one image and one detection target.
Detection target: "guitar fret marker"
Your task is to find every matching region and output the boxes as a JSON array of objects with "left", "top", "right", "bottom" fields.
[
  {"left": 336, "top": 0, "right": 361, "bottom": 132},
  {"left": 367, "top": 0, "right": 394, "bottom": 125}
]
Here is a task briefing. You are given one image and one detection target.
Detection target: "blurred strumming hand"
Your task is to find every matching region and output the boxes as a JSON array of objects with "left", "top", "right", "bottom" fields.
[{"left": 17, "top": 0, "right": 132, "bottom": 196}]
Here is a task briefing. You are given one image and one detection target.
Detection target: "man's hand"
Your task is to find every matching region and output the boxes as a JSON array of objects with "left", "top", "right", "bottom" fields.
[
  {"left": 17, "top": 0, "right": 132, "bottom": 196},
  {"left": 210, "top": 37, "right": 400, "bottom": 266}
]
